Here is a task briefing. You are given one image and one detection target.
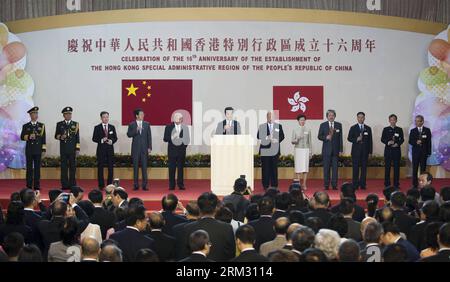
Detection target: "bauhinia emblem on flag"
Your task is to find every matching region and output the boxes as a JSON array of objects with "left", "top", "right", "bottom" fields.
[
  {"left": 273, "top": 86, "right": 324, "bottom": 120},
  {"left": 122, "top": 79, "right": 193, "bottom": 126}
]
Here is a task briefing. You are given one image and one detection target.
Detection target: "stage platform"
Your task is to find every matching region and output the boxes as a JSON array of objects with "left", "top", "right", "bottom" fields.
[{"left": 0, "top": 178, "right": 448, "bottom": 211}]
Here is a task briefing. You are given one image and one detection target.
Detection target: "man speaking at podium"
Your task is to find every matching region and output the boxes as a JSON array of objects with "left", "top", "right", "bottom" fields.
[{"left": 215, "top": 107, "right": 241, "bottom": 135}]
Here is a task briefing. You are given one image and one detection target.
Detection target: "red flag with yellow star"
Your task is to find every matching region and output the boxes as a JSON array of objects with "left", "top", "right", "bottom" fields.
[{"left": 122, "top": 79, "right": 193, "bottom": 125}]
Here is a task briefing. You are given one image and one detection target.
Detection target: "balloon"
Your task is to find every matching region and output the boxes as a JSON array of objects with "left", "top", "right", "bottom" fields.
[{"left": 429, "top": 39, "right": 450, "bottom": 61}]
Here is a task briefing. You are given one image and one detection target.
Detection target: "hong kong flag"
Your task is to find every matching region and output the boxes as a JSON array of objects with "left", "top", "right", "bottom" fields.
[
  {"left": 273, "top": 86, "right": 324, "bottom": 120},
  {"left": 122, "top": 79, "right": 193, "bottom": 125}
]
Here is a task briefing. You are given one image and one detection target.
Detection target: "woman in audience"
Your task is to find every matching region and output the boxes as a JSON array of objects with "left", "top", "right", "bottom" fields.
[
  {"left": 48, "top": 217, "right": 81, "bottom": 262},
  {"left": 0, "top": 201, "right": 33, "bottom": 244}
]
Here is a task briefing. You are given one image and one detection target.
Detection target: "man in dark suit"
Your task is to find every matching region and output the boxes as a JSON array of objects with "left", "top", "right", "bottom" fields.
[
  {"left": 92, "top": 111, "right": 118, "bottom": 189},
  {"left": 409, "top": 115, "right": 432, "bottom": 188},
  {"left": 231, "top": 225, "right": 268, "bottom": 262},
  {"left": 179, "top": 230, "right": 214, "bottom": 262},
  {"left": 390, "top": 191, "right": 418, "bottom": 235},
  {"left": 347, "top": 112, "right": 372, "bottom": 190},
  {"left": 20, "top": 106, "right": 46, "bottom": 190},
  {"left": 330, "top": 182, "right": 365, "bottom": 222},
  {"left": 409, "top": 201, "right": 441, "bottom": 251},
  {"left": 20, "top": 189, "right": 43, "bottom": 248},
  {"left": 148, "top": 212, "right": 176, "bottom": 261},
  {"left": 381, "top": 221, "right": 419, "bottom": 262},
  {"left": 180, "top": 193, "right": 235, "bottom": 261},
  {"left": 248, "top": 197, "right": 276, "bottom": 252},
  {"left": 109, "top": 205, "right": 154, "bottom": 262},
  {"left": 127, "top": 108, "right": 152, "bottom": 191},
  {"left": 304, "top": 191, "right": 333, "bottom": 228},
  {"left": 173, "top": 201, "right": 200, "bottom": 260},
  {"left": 161, "top": 193, "right": 188, "bottom": 236},
  {"left": 88, "top": 189, "right": 116, "bottom": 240},
  {"left": 339, "top": 198, "right": 362, "bottom": 241},
  {"left": 318, "top": 109, "right": 343, "bottom": 190},
  {"left": 257, "top": 111, "right": 285, "bottom": 189},
  {"left": 420, "top": 223, "right": 450, "bottom": 262},
  {"left": 163, "top": 112, "right": 190, "bottom": 190},
  {"left": 381, "top": 114, "right": 404, "bottom": 188},
  {"left": 54, "top": 106, "right": 80, "bottom": 189},
  {"left": 223, "top": 177, "right": 250, "bottom": 222},
  {"left": 215, "top": 106, "right": 241, "bottom": 135}
]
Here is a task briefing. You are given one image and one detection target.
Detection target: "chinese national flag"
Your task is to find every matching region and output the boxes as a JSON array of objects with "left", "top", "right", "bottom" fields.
[
  {"left": 122, "top": 79, "right": 193, "bottom": 125},
  {"left": 273, "top": 86, "right": 323, "bottom": 120}
]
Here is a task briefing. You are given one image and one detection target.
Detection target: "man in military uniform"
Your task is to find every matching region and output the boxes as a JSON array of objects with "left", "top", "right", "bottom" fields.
[
  {"left": 55, "top": 106, "right": 80, "bottom": 189},
  {"left": 20, "top": 106, "right": 46, "bottom": 190}
]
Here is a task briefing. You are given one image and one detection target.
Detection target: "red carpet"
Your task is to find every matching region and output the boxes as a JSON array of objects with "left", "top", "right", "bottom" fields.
[{"left": 1, "top": 178, "right": 449, "bottom": 211}]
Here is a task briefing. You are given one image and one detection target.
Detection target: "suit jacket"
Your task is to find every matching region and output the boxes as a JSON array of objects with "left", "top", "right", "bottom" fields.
[
  {"left": 231, "top": 249, "right": 269, "bottom": 262},
  {"left": 344, "top": 217, "right": 362, "bottom": 242},
  {"left": 24, "top": 209, "right": 43, "bottom": 249},
  {"left": 396, "top": 238, "right": 420, "bottom": 262},
  {"left": 392, "top": 209, "right": 418, "bottom": 236},
  {"left": 257, "top": 122, "right": 285, "bottom": 156},
  {"left": 92, "top": 123, "right": 118, "bottom": 156},
  {"left": 161, "top": 211, "right": 188, "bottom": 236},
  {"left": 272, "top": 210, "right": 288, "bottom": 221},
  {"left": 420, "top": 249, "right": 450, "bottom": 262},
  {"left": 248, "top": 216, "right": 276, "bottom": 252},
  {"left": 90, "top": 206, "right": 116, "bottom": 239},
  {"left": 259, "top": 235, "right": 287, "bottom": 257},
  {"left": 408, "top": 219, "right": 442, "bottom": 251},
  {"left": 148, "top": 230, "right": 176, "bottom": 261},
  {"left": 179, "top": 253, "right": 214, "bottom": 262},
  {"left": 127, "top": 120, "right": 152, "bottom": 155},
  {"left": 330, "top": 202, "right": 365, "bottom": 222},
  {"left": 37, "top": 216, "right": 66, "bottom": 254},
  {"left": 318, "top": 121, "right": 343, "bottom": 156},
  {"left": 222, "top": 193, "right": 250, "bottom": 222},
  {"left": 54, "top": 120, "right": 80, "bottom": 154},
  {"left": 408, "top": 127, "right": 432, "bottom": 157},
  {"left": 173, "top": 219, "right": 196, "bottom": 260},
  {"left": 181, "top": 217, "right": 236, "bottom": 262},
  {"left": 20, "top": 121, "right": 46, "bottom": 154},
  {"left": 215, "top": 120, "right": 241, "bottom": 135},
  {"left": 381, "top": 126, "right": 404, "bottom": 153},
  {"left": 304, "top": 208, "right": 333, "bottom": 228},
  {"left": 163, "top": 122, "right": 190, "bottom": 156},
  {"left": 109, "top": 227, "right": 155, "bottom": 262},
  {"left": 0, "top": 224, "right": 33, "bottom": 244},
  {"left": 347, "top": 123, "right": 373, "bottom": 156}
]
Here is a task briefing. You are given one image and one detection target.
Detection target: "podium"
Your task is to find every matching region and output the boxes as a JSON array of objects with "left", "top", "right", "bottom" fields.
[{"left": 210, "top": 135, "right": 254, "bottom": 196}]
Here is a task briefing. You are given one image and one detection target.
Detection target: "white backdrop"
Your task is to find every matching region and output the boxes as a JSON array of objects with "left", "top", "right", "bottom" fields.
[{"left": 16, "top": 21, "right": 432, "bottom": 157}]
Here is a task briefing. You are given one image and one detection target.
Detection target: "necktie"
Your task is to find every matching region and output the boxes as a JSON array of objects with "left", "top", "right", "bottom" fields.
[{"left": 104, "top": 125, "right": 108, "bottom": 137}]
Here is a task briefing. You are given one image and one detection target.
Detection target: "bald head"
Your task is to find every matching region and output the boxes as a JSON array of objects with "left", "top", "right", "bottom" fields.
[
  {"left": 274, "top": 217, "right": 290, "bottom": 235},
  {"left": 82, "top": 236, "right": 100, "bottom": 260},
  {"left": 313, "top": 191, "right": 330, "bottom": 208},
  {"left": 149, "top": 212, "right": 165, "bottom": 230},
  {"left": 360, "top": 217, "right": 377, "bottom": 234},
  {"left": 99, "top": 245, "right": 122, "bottom": 262},
  {"left": 286, "top": 223, "right": 302, "bottom": 241}
]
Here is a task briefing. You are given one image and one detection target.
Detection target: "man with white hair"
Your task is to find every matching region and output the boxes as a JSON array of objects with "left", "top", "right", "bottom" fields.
[
  {"left": 314, "top": 229, "right": 341, "bottom": 261},
  {"left": 163, "top": 112, "right": 190, "bottom": 190}
]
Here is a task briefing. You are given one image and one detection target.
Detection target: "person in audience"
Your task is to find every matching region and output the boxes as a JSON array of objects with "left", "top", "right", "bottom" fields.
[
  {"left": 291, "top": 226, "right": 315, "bottom": 260},
  {"left": 223, "top": 177, "right": 250, "bottom": 222},
  {"left": 147, "top": 212, "right": 176, "bottom": 262},
  {"left": 231, "top": 225, "right": 268, "bottom": 262},
  {"left": 409, "top": 200, "right": 440, "bottom": 251},
  {"left": 418, "top": 172, "right": 442, "bottom": 204},
  {"left": 88, "top": 189, "right": 116, "bottom": 240},
  {"left": 99, "top": 243, "right": 122, "bottom": 262},
  {"left": 314, "top": 229, "right": 341, "bottom": 261},
  {"left": 18, "top": 244, "right": 42, "bottom": 262},
  {"left": 77, "top": 200, "right": 102, "bottom": 244},
  {"left": 0, "top": 201, "right": 33, "bottom": 244},
  {"left": 360, "top": 217, "right": 377, "bottom": 243},
  {"left": 111, "top": 188, "right": 128, "bottom": 210},
  {"left": 383, "top": 243, "right": 408, "bottom": 262},
  {"left": 288, "top": 187, "right": 309, "bottom": 213},
  {"left": 21, "top": 189, "right": 44, "bottom": 242},
  {"left": 181, "top": 192, "right": 235, "bottom": 261},
  {"left": 420, "top": 223, "right": 450, "bottom": 262},
  {"left": 304, "top": 217, "right": 323, "bottom": 234},
  {"left": 302, "top": 248, "right": 328, "bottom": 262},
  {"left": 282, "top": 223, "right": 302, "bottom": 250},
  {"left": 260, "top": 217, "right": 289, "bottom": 257},
  {"left": 390, "top": 191, "right": 418, "bottom": 235},
  {"left": 360, "top": 222, "right": 383, "bottom": 262},
  {"left": 365, "top": 193, "right": 379, "bottom": 218},
  {"left": 419, "top": 222, "right": 442, "bottom": 258},
  {"left": 440, "top": 201, "right": 450, "bottom": 223},
  {"left": 288, "top": 210, "right": 304, "bottom": 225},
  {"left": 338, "top": 239, "right": 361, "bottom": 262},
  {"left": 339, "top": 198, "right": 362, "bottom": 241},
  {"left": 48, "top": 217, "right": 81, "bottom": 262},
  {"left": 304, "top": 191, "right": 332, "bottom": 228},
  {"left": 70, "top": 186, "right": 84, "bottom": 203},
  {"left": 330, "top": 182, "right": 365, "bottom": 222},
  {"left": 327, "top": 213, "right": 348, "bottom": 238},
  {"left": 179, "top": 230, "right": 213, "bottom": 262},
  {"left": 440, "top": 186, "right": 450, "bottom": 202},
  {"left": 3, "top": 232, "right": 24, "bottom": 261},
  {"left": 248, "top": 197, "right": 276, "bottom": 251},
  {"left": 223, "top": 203, "right": 244, "bottom": 233},
  {"left": 380, "top": 221, "right": 419, "bottom": 261},
  {"left": 109, "top": 205, "right": 154, "bottom": 262},
  {"left": 173, "top": 200, "right": 199, "bottom": 260},
  {"left": 245, "top": 203, "right": 260, "bottom": 222},
  {"left": 268, "top": 249, "right": 299, "bottom": 262},
  {"left": 273, "top": 192, "right": 291, "bottom": 220},
  {"left": 135, "top": 248, "right": 159, "bottom": 262},
  {"left": 161, "top": 193, "right": 188, "bottom": 236},
  {"left": 81, "top": 236, "right": 100, "bottom": 262}
]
